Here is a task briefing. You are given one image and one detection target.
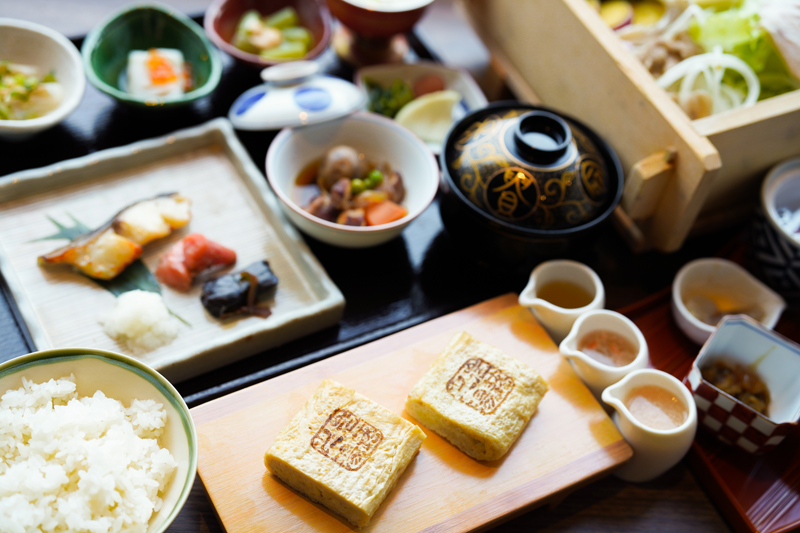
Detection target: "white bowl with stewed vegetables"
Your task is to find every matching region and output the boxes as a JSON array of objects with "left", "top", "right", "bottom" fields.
[{"left": 266, "top": 111, "right": 439, "bottom": 248}]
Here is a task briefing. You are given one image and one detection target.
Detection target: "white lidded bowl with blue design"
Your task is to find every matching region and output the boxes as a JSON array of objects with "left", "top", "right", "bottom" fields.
[{"left": 229, "top": 61, "right": 365, "bottom": 130}]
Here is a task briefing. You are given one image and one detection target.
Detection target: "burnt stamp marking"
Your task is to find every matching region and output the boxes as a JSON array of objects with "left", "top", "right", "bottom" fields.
[
  {"left": 446, "top": 357, "right": 515, "bottom": 415},
  {"left": 310, "top": 408, "right": 383, "bottom": 471}
]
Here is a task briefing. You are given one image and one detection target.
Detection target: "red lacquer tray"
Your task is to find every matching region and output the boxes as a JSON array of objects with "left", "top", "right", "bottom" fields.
[{"left": 621, "top": 286, "right": 800, "bottom": 533}]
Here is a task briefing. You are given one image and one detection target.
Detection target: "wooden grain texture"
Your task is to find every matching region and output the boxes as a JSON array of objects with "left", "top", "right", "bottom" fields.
[
  {"left": 693, "top": 90, "right": 800, "bottom": 217},
  {"left": 0, "top": 121, "right": 343, "bottom": 382},
  {"left": 462, "top": 0, "right": 721, "bottom": 253},
  {"left": 192, "top": 294, "right": 633, "bottom": 532}
]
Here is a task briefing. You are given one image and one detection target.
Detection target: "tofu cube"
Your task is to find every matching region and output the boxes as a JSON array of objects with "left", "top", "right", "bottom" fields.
[
  {"left": 406, "top": 332, "right": 548, "bottom": 461},
  {"left": 265, "top": 379, "right": 426, "bottom": 528},
  {"left": 126, "top": 48, "right": 186, "bottom": 99}
]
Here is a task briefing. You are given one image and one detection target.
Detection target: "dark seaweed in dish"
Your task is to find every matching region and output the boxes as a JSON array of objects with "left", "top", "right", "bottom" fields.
[{"left": 201, "top": 260, "right": 278, "bottom": 318}]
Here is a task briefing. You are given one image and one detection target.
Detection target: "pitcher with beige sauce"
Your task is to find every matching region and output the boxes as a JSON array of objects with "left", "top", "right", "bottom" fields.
[
  {"left": 559, "top": 310, "right": 650, "bottom": 399},
  {"left": 602, "top": 369, "right": 698, "bottom": 483}
]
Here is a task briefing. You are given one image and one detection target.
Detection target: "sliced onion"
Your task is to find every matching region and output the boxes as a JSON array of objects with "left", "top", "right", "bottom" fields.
[{"left": 657, "top": 47, "right": 760, "bottom": 117}]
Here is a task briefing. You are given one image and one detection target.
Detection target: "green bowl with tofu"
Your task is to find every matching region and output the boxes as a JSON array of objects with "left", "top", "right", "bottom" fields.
[{"left": 82, "top": 3, "right": 222, "bottom": 107}]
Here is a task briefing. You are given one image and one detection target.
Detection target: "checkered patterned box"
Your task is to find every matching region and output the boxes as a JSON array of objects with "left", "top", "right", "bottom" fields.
[{"left": 683, "top": 316, "right": 800, "bottom": 455}]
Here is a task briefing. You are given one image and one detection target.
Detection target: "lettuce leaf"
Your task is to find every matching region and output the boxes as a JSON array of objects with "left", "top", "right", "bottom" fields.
[{"left": 689, "top": 2, "right": 798, "bottom": 99}]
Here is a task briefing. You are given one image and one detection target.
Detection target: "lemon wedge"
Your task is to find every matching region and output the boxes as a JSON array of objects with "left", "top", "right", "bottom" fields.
[{"left": 394, "top": 89, "right": 461, "bottom": 144}]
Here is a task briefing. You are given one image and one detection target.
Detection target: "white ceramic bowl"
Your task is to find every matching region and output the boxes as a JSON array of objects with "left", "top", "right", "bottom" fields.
[
  {"left": 354, "top": 61, "right": 488, "bottom": 154},
  {"left": 266, "top": 111, "right": 439, "bottom": 248},
  {"left": 0, "top": 19, "right": 85, "bottom": 141},
  {"left": 0, "top": 348, "right": 197, "bottom": 533},
  {"left": 672, "top": 258, "right": 786, "bottom": 345}
]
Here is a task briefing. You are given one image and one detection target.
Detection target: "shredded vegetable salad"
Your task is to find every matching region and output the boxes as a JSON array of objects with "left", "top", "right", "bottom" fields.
[{"left": 597, "top": 0, "right": 800, "bottom": 119}]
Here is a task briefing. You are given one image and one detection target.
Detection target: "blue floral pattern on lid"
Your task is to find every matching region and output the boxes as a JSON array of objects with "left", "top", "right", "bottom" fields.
[
  {"left": 235, "top": 90, "right": 266, "bottom": 116},
  {"left": 294, "top": 87, "right": 331, "bottom": 112}
]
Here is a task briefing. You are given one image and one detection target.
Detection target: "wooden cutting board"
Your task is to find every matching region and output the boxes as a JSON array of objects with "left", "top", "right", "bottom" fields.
[{"left": 191, "top": 294, "right": 632, "bottom": 532}]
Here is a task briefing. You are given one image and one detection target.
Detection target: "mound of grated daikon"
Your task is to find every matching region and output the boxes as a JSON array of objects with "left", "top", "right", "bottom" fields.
[{"left": 0, "top": 375, "right": 177, "bottom": 533}]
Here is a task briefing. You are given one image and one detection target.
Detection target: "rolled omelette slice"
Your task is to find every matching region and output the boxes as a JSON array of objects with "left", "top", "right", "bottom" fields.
[
  {"left": 406, "top": 331, "right": 548, "bottom": 461},
  {"left": 265, "top": 379, "right": 426, "bottom": 528}
]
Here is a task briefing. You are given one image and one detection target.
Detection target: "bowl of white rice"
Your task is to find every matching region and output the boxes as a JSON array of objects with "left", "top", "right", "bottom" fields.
[{"left": 0, "top": 347, "right": 197, "bottom": 533}]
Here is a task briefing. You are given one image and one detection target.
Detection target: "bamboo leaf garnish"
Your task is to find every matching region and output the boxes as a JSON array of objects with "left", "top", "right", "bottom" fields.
[
  {"left": 38, "top": 215, "right": 191, "bottom": 326},
  {"left": 31, "top": 214, "right": 91, "bottom": 242},
  {"left": 93, "top": 260, "right": 162, "bottom": 296}
]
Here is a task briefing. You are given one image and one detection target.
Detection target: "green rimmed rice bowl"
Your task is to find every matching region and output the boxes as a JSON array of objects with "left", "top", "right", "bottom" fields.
[{"left": 0, "top": 348, "right": 197, "bottom": 533}]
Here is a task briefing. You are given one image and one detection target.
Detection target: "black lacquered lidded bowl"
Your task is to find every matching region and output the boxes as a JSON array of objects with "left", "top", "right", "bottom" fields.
[{"left": 439, "top": 102, "right": 623, "bottom": 264}]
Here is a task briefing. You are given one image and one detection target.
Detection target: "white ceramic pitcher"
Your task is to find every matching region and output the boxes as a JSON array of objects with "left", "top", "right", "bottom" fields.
[
  {"left": 559, "top": 310, "right": 649, "bottom": 399},
  {"left": 519, "top": 260, "right": 605, "bottom": 344},
  {"left": 602, "top": 369, "right": 697, "bottom": 483}
]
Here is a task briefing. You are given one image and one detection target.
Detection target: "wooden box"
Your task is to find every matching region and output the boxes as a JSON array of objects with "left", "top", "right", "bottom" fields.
[{"left": 462, "top": 0, "right": 800, "bottom": 252}]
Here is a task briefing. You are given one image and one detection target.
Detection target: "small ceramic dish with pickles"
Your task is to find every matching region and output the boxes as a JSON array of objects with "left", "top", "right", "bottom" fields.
[
  {"left": 685, "top": 316, "right": 800, "bottom": 454},
  {"left": 0, "top": 347, "right": 197, "bottom": 533},
  {"left": 82, "top": 2, "right": 222, "bottom": 107}
]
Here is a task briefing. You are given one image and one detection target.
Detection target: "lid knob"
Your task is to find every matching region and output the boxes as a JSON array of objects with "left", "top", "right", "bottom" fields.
[
  {"left": 513, "top": 111, "right": 572, "bottom": 165},
  {"left": 260, "top": 61, "right": 320, "bottom": 86}
]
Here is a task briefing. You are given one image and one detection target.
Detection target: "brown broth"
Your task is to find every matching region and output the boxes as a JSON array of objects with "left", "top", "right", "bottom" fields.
[
  {"left": 292, "top": 159, "right": 322, "bottom": 207},
  {"left": 536, "top": 280, "right": 594, "bottom": 309},
  {"left": 578, "top": 329, "right": 638, "bottom": 367},
  {"left": 624, "top": 385, "right": 688, "bottom": 430},
  {"left": 295, "top": 159, "right": 320, "bottom": 186}
]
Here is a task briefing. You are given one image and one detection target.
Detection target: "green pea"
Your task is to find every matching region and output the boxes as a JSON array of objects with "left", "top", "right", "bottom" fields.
[
  {"left": 366, "top": 169, "right": 384, "bottom": 188},
  {"left": 351, "top": 179, "right": 366, "bottom": 195}
]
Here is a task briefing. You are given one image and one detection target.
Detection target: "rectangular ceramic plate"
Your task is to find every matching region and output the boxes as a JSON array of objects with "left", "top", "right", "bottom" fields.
[
  {"left": 0, "top": 118, "right": 344, "bottom": 382},
  {"left": 192, "top": 294, "right": 632, "bottom": 532}
]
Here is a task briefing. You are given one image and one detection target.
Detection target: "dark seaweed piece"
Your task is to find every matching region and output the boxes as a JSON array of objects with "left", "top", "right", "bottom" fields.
[{"left": 201, "top": 260, "right": 279, "bottom": 318}]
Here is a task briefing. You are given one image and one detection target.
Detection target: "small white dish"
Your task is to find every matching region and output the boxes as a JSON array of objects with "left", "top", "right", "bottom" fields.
[
  {"left": 672, "top": 258, "right": 786, "bottom": 345},
  {"left": 354, "top": 61, "right": 488, "bottom": 154},
  {"left": 0, "top": 18, "right": 85, "bottom": 141},
  {"left": 0, "top": 348, "right": 197, "bottom": 533},
  {"left": 265, "top": 111, "right": 439, "bottom": 248},
  {"left": 602, "top": 369, "right": 698, "bottom": 483},
  {"left": 560, "top": 310, "right": 649, "bottom": 399},
  {"left": 519, "top": 260, "right": 605, "bottom": 343}
]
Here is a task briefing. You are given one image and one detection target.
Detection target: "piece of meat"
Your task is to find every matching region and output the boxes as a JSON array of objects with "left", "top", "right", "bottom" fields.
[
  {"left": 317, "top": 145, "right": 364, "bottom": 190},
  {"left": 304, "top": 194, "right": 339, "bottom": 222},
  {"left": 336, "top": 208, "right": 366, "bottom": 226},
  {"left": 375, "top": 170, "right": 405, "bottom": 204},
  {"left": 329, "top": 178, "right": 352, "bottom": 211}
]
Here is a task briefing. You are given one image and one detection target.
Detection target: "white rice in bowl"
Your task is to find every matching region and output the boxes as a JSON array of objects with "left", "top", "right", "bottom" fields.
[{"left": 0, "top": 375, "right": 177, "bottom": 533}]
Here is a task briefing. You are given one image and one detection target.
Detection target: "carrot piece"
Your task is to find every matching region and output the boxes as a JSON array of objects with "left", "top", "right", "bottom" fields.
[{"left": 364, "top": 200, "right": 408, "bottom": 226}]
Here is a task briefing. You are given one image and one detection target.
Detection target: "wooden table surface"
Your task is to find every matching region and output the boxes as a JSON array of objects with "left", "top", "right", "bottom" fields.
[{"left": 0, "top": 1, "right": 760, "bottom": 532}]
